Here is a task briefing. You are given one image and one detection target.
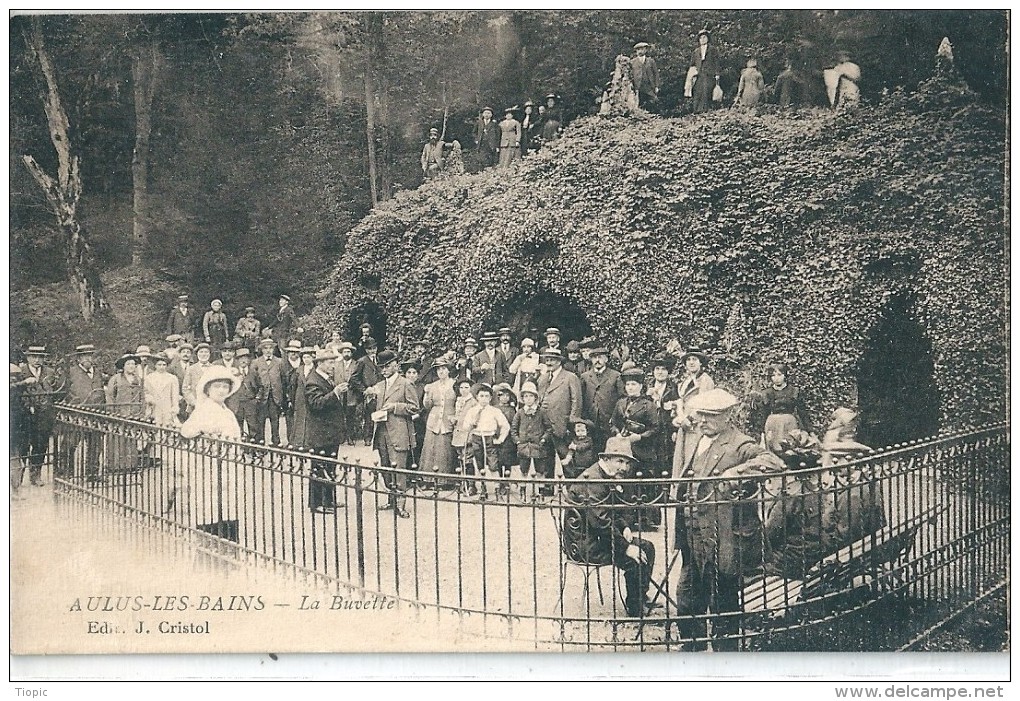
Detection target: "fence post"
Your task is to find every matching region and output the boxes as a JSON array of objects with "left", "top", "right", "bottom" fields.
[{"left": 355, "top": 464, "right": 366, "bottom": 588}]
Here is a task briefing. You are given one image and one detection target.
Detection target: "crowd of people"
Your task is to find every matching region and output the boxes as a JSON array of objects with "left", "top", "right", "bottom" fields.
[
  {"left": 421, "top": 31, "right": 862, "bottom": 181},
  {"left": 11, "top": 296, "right": 884, "bottom": 639}
]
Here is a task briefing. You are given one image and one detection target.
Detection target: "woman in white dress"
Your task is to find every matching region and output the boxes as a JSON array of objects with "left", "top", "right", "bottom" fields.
[
  {"left": 165, "top": 366, "right": 242, "bottom": 539},
  {"left": 144, "top": 354, "right": 181, "bottom": 428}
]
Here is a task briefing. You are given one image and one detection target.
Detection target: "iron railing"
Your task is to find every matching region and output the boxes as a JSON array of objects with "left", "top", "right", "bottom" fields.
[{"left": 48, "top": 404, "right": 1009, "bottom": 651}]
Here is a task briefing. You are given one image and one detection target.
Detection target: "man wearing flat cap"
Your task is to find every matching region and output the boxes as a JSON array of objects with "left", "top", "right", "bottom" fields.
[
  {"left": 421, "top": 127, "right": 445, "bottom": 180},
  {"left": 250, "top": 338, "right": 287, "bottom": 445},
  {"left": 631, "top": 42, "right": 661, "bottom": 111},
  {"left": 562, "top": 436, "right": 658, "bottom": 618},
  {"left": 673, "top": 387, "right": 783, "bottom": 650}
]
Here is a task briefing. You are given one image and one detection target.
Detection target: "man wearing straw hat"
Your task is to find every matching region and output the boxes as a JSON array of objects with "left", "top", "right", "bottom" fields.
[
  {"left": 673, "top": 387, "right": 783, "bottom": 650},
  {"left": 562, "top": 435, "right": 658, "bottom": 618},
  {"left": 331, "top": 341, "right": 359, "bottom": 445},
  {"left": 63, "top": 344, "right": 106, "bottom": 481},
  {"left": 365, "top": 350, "right": 420, "bottom": 517},
  {"left": 19, "top": 345, "right": 62, "bottom": 486},
  {"left": 303, "top": 347, "right": 347, "bottom": 514}
]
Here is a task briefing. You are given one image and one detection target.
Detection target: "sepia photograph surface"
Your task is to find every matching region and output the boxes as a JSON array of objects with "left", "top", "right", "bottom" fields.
[{"left": 8, "top": 9, "right": 1009, "bottom": 660}]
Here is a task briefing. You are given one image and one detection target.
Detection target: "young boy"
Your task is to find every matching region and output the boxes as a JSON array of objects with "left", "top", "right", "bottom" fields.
[
  {"left": 510, "top": 381, "right": 554, "bottom": 500},
  {"left": 562, "top": 418, "right": 597, "bottom": 479},
  {"left": 462, "top": 383, "right": 511, "bottom": 500}
]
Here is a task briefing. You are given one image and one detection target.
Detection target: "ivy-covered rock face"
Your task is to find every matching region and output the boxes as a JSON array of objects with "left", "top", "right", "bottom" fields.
[{"left": 311, "top": 64, "right": 1005, "bottom": 434}]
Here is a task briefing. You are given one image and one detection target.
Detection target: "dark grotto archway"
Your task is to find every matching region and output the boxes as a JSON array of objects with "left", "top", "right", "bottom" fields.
[
  {"left": 855, "top": 292, "right": 941, "bottom": 449},
  {"left": 485, "top": 290, "right": 594, "bottom": 346}
]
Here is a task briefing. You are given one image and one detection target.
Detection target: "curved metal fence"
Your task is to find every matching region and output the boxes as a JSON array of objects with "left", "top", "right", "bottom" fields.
[{"left": 50, "top": 404, "right": 1009, "bottom": 651}]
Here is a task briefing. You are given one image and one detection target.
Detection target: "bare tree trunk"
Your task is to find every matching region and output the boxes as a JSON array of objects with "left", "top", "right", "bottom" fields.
[
  {"left": 364, "top": 71, "right": 379, "bottom": 207},
  {"left": 131, "top": 40, "right": 160, "bottom": 267},
  {"left": 22, "top": 19, "right": 109, "bottom": 321}
]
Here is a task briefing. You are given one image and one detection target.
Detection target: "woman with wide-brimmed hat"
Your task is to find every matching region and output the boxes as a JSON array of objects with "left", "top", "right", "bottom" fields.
[
  {"left": 105, "top": 352, "right": 145, "bottom": 471},
  {"left": 419, "top": 358, "right": 458, "bottom": 481},
  {"left": 670, "top": 347, "right": 715, "bottom": 482}
]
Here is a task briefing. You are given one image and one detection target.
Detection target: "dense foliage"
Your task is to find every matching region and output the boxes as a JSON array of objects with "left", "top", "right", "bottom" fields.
[{"left": 311, "top": 58, "right": 1006, "bottom": 433}]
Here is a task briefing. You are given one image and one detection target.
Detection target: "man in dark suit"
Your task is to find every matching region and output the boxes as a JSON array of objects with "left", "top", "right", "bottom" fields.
[
  {"left": 165, "top": 294, "right": 197, "bottom": 342},
  {"left": 496, "top": 327, "right": 517, "bottom": 368},
  {"left": 365, "top": 350, "right": 420, "bottom": 517},
  {"left": 580, "top": 346, "right": 625, "bottom": 452},
  {"left": 673, "top": 388, "right": 781, "bottom": 651},
  {"left": 474, "top": 106, "right": 499, "bottom": 169},
  {"left": 563, "top": 436, "right": 657, "bottom": 618},
  {"left": 61, "top": 344, "right": 106, "bottom": 480},
  {"left": 536, "top": 348, "right": 583, "bottom": 467},
  {"left": 348, "top": 338, "right": 383, "bottom": 444},
  {"left": 331, "top": 341, "right": 360, "bottom": 445},
  {"left": 470, "top": 331, "right": 509, "bottom": 386},
  {"left": 250, "top": 338, "right": 287, "bottom": 445},
  {"left": 271, "top": 295, "right": 296, "bottom": 350},
  {"left": 19, "top": 345, "right": 62, "bottom": 486},
  {"left": 303, "top": 348, "right": 347, "bottom": 513},
  {"left": 354, "top": 323, "right": 374, "bottom": 359},
  {"left": 631, "top": 42, "right": 661, "bottom": 111},
  {"left": 690, "top": 29, "right": 721, "bottom": 113},
  {"left": 229, "top": 349, "right": 259, "bottom": 441}
]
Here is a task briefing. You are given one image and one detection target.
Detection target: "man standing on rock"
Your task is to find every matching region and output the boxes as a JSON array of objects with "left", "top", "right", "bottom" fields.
[{"left": 631, "top": 42, "right": 661, "bottom": 111}]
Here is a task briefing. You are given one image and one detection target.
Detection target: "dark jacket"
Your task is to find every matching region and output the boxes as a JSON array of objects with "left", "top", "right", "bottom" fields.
[
  {"left": 474, "top": 118, "right": 499, "bottom": 153},
  {"left": 303, "top": 368, "right": 344, "bottom": 448},
  {"left": 349, "top": 353, "right": 384, "bottom": 403},
  {"left": 470, "top": 348, "right": 509, "bottom": 386},
  {"left": 609, "top": 395, "right": 660, "bottom": 464},
  {"left": 511, "top": 407, "right": 554, "bottom": 460},
  {"left": 250, "top": 355, "right": 287, "bottom": 408},
  {"left": 562, "top": 462, "right": 633, "bottom": 566},
  {"left": 272, "top": 306, "right": 296, "bottom": 347},
  {"left": 19, "top": 364, "right": 62, "bottom": 429},
  {"left": 288, "top": 366, "right": 314, "bottom": 447},
  {"left": 166, "top": 306, "right": 197, "bottom": 339},
  {"left": 66, "top": 364, "right": 106, "bottom": 406},
  {"left": 581, "top": 367, "right": 625, "bottom": 430}
]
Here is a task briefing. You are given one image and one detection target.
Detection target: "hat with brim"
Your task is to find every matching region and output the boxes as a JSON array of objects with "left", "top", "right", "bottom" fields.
[
  {"left": 498, "top": 327, "right": 512, "bottom": 336},
  {"left": 599, "top": 435, "right": 638, "bottom": 463},
  {"left": 565, "top": 340, "right": 581, "bottom": 353},
  {"left": 651, "top": 354, "right": 676, "bottom": 371},
  {"left": 377, "top": 350, "right": 398, "bottom": 366},
  {"left": 519, "top": 381, "right": 539, "bottom": 397},
  {"left": 588, "top": 346, "right": 610, "bottom": 357},
  {"left": 492, "top": 382, "right": 517, "bottom": 400},
  {"left": 10, "top": 363, "right": 25, "bottom": 377},
  {"left": 480, "top": 331, "right": 500, "bottom": 343},
  {"left": 221, "top": 340, "right": 239, "bottom": 351},
  {"left": 544, "top": 327, "right": 561, "bottom": 337},
  {"left": 540, "top": 347, "right": 563, "bottom": 361},
  {"left": 431, "top": 357, "right": 451, "bottom": 369},
  {"left": 165, "top": 334, "right": 183, "bottom": 343},
  {"left": 621, "top": 367, "right": 645, "bottom": 382},
  {"left": 198, "top": 365, "right": 239, "bottom": 397},
  {"left": 680, "top": 347, "right": 710, "bottom": 366},
  {"left": 25, "top": 345, "right": 48, "bottom": 357},
  {"left": 135, "top": 345, "right": 153, "bottom": 358},
  {"left": 504, "top": 106, "right": 517, "bottom": 116},
  {"left": 698, "top": 29, "right": 710, "bottom": 37},
  {"left": 313, "top": 348, "right": 339, "bottom": 363},
  {"left": 463, "top": 337, "right": 478, "bottom": 348},
  {"left": 177, "top": 295, "right": 189, "bottom": 302},
  {"left": 429, "top": 128, "right": 439, "bottom": 135},
  {"left": 73, "top": 344, "right": 97, "bottom": 355},
  {"left": 244, "top": 306, "right": 255, "bottom": 313},
  {"left": 194, "top": 342, "right": 212, "bottom": 353},
  {"left": 828, "top": 407, "right": 859, "bottom": 431},
  {"left": 338, "top": 342, "right": 356, "bottom": 352},
  {"left": 481, "top": 106, "right": 494, "bottom": 114},
  {"left": 401, "top": 360, "right": 422, "bottom": 373},
  {"left": 300, "top": 346, "right": 316, "bottom": 355},
  {"left": 544, "top": 94, "right": 559, "bottom": 100},
  {"left": 114, "top": 353, "right": 140, "bottom": 370},
  {"left": 285, "top": 340, "right": 303, "bottom": 354},
  {"left": 688, "top": 388, "right": 740, "bottom": 415},
  {"left": 259, "top": 338, "right": 277, "bottom": 348},
  {"left": 279, "top": 294, "right": 291, "bottom": 303},
  {"left": 178, "top": 342, "right": 195, "bottom": 352},
  {"left": 523, "top": 101, "right": 534, "bottom": 108},
  {"left": 634, "top": 42, "right": 651, "bottom": 49},
  {"left": 152, "top": 353, "right": 171, "bottom": 365},
  {"left": 235, "top": 348, "right": 251, "bottom": 358}
]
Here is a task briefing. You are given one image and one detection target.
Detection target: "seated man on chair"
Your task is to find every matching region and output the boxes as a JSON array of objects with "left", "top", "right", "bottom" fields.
[{"left": 562, "top": 435, "right": 657, "bottom": 618}]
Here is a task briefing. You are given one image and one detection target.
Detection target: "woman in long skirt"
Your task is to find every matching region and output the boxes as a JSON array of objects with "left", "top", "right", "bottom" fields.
[
  {"left": 420, "top": 361, "right": 458, "bottom": 483},
  {"left": 756, "top": 363, "right": 810, "bottom": 453},
  {"left": 144, "top": 354, "right": 181, "bottom": 428}
]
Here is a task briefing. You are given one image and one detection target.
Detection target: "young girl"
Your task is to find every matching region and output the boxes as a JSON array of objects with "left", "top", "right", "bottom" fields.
[{"left": 561, "top": 419, "right": 597, "bottom": 479}]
